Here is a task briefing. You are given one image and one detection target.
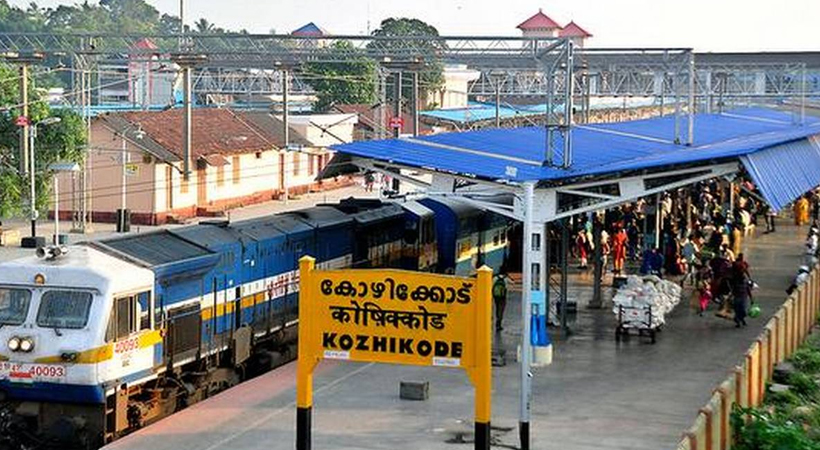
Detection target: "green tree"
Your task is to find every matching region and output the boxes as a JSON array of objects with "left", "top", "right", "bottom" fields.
[
  {"left": 0, "top": 0, "right": 231, "bottom": 35},
  {"left": 194, "top": 18, "right": 214, "bottom": 33},
  {"left": 158, "top": 13, "right": 182, "bottom": 34},
  {"left": 306, "top": 41, "right": 378, "bottom": 112},
  {"left": 98, "top": 0, "right": 161, "bottom": 33},
  {"left": 0, "top": 65, "right": 87, "bottom": 217},
  {"left": 0, "top": 0, "right": 48, "bottom": 32},
  {"left": 369, "top": 18, "right": 446, "bottom": 107}
]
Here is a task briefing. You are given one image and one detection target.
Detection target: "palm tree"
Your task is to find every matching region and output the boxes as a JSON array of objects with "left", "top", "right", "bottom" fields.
[{"left": 194, "top": 18, "right": 214, "bottom": 33}]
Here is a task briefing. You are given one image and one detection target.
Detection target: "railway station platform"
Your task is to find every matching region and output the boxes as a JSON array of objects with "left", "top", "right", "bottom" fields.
[{"left": 104, "top": 220, "right": 807, "bottom": 450}]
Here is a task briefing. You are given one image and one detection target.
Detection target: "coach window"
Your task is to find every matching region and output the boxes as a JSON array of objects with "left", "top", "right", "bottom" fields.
[
  {"left": 137, "top": 292, "right": 151, "bottom": 331},
  {"left": 107, "top": 295, "right": 137, "bottom": 341}
]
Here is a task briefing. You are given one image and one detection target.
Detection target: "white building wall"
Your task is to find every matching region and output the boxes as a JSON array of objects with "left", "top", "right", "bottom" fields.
[
  {"left": 285, "top": 114, "right": 358, "bottom": 146},
  {"left": 60, "top": 123, "right": 157, "bottom": 216},
  {"left": 437, "top": 65, "right": 481, "bottom": 109},
  {"left": 153, "top": 162, "right": 198, "bottom": 213},
  {"left": 205, "top": 149, "right": 281, "bottom": 204}
]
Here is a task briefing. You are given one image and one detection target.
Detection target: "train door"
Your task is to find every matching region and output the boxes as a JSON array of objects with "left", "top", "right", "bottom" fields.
[
  {"left": 506, "top": 223, "right": 523, "bottom": 272},
  {"left": 104, "top": 289, "right": 154, "bottom": 380},
  {"left": 234, "top": 286, "right": 242, "bottom": 330}
]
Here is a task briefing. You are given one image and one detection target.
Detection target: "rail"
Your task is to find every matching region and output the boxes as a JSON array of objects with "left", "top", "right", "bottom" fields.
[{"left": 676, "top": 263, "right": 820, "bottom": 450}]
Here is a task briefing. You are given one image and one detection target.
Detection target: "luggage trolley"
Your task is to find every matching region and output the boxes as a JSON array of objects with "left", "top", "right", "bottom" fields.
[{"left": 615, "top": 304, "right": 658, "bottom": 344}]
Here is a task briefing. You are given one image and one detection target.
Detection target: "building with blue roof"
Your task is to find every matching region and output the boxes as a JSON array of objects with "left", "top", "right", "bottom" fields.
[
  {"left": 291, "top": 22, "right": 328, "bottom": 37},
  {"left": 420, "top": 99, "right": 658, "bottom": 127}
]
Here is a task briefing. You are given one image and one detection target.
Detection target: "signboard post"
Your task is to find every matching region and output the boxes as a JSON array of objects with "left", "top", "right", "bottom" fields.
[{"left": 296, "top": 256, "right": 492, "bottom": 450}]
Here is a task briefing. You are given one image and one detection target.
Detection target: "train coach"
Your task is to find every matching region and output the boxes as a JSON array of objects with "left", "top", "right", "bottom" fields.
[{"left": 0, "top": 197, "right": 512, "bottom": 447}]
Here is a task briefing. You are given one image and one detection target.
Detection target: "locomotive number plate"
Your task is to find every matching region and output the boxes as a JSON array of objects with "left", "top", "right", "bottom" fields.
[{"left": 0, "top": 362, "right": 66, "bottom": 383}]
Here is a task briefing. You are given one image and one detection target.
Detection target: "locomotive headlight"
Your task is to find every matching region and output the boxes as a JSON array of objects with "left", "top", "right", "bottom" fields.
[
  {"left": 19, "top": 338, "right": 33, "bottom": 353},
  {"left": 7, "top": 337, "right": 20, "bottom": 352}
]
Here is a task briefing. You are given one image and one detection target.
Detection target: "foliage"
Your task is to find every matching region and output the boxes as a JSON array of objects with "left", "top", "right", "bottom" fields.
[
  {"left": 768, "top": 387, "right": 802, "bottom": 408},
  {"left": 369, "top": 18, "right": 445, "bottom": 106},
  {"left": 305, "top": 41, "right": 377, "bottom": 112},
  {"left": 0, "top": 65, "right": 86, "bottom": 217},
  {"left": 732, "top": 405, "right": 820, "bottom": 450},
  {"left": 794, "top": 347, "right": 820, "bottom": 374},
  {"left": 789, "top": 372, "right": 820, "bottom": 399},
  {"left": 0, "top": 0, "right": 230, "bottom": 35}
]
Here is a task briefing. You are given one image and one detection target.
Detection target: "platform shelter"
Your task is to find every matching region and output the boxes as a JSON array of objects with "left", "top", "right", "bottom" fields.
[{"left": 324, "top": 107, "right": 820, "bottom": 450}]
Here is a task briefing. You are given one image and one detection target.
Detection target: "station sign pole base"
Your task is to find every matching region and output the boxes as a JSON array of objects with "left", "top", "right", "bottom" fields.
[
  {"left": 519, "top": 421, "right": 530, "bottom": 450},
  {"left": 475, "top": 421, "right": 490, "bottom": 450},
  {"left": 297, "top": 406, "right": 312, "bottom": 450}
]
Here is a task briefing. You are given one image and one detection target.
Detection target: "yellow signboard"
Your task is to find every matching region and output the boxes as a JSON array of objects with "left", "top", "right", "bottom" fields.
[
  {"left": 311, "top": 269, "right": 479, "bottom": 367},
  {"left": 296, "top": 256, "right": 492, "bottom": 450},
  {"left": 125, "top": 163, "right": 139, "bottom": 177}
]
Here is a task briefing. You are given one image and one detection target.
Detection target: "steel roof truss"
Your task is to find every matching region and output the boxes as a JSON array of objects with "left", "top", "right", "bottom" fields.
[{"left": 530, "top": 162, "right": 738, "bottom": 222}]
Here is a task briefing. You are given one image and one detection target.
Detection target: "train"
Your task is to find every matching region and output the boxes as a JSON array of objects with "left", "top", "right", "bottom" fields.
[{"left": 0, "top": 196, "right": 514, "bottom": 448}]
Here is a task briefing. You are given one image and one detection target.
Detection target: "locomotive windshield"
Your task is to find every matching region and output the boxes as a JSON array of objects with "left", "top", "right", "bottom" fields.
[
  {"left": 36, "top": 290, "right": 93, "bottom": 329},
  {"left": 0, "top": 287, "right": 31, "bottom": 326}
]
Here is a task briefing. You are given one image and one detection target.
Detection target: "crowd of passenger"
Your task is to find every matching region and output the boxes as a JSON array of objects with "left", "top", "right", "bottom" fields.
[{"left": 569, "top": 181, "right": 820, "bottom": 327}]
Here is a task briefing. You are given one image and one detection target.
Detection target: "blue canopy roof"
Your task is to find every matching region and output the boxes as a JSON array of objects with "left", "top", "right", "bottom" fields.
[
  {"left": 331, "top": 108, "right": 820, "bottom": 211},
  {"left": 332, "top": 108, "right": 820, "bottom": 184},
  {"left": 742, "top": 137, "right": 820, "bottom": 211}
]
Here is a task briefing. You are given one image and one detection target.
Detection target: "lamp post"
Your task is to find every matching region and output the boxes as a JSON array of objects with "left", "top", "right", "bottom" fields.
[
  {"left": 488, "top": 70, "right": 506, "bottom": 128},
  {"left": 116, "top": 125, "right": 145, "bottom": 233},
  {"left": 22, "top": 116, "right": 61, "bottom": 248},
  {"left": 47, "top": 162, "right": 80, "bottom": 245}
]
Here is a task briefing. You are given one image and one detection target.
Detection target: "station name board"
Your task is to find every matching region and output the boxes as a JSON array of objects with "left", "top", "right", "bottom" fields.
[{"left": 306, "top": 270, "right": 479, "bottom": 368}]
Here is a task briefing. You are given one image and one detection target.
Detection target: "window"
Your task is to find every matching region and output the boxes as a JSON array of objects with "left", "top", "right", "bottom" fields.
[
  {"left": 106, "top": 294, "right": 143, "bottom": 342},
  {"left": 116, "top": 297, "right": 133, "bottom": 339},
  {"left": 37, "top": 290, "right": 93, "bottom": 329},
  {"left": 0, "top": 287, "right": 31, "bottom": 325},
  {"left": 308, "top": 155, "right": 315, "bottom": 176},
  {"left": 217, "top": 164, "right": 225, "bottom": 187},
  {"left": 137, "top": 292, "right": 150, "bottom": 331},
  {"left": 292, "top": 153, "right": 300, "bottom": 176},
  {"left": 180, "top": 170, "right": 189, "bottom": 194},
  {"left": 232, "top": 156, "right": 241, "bottom": 185}
]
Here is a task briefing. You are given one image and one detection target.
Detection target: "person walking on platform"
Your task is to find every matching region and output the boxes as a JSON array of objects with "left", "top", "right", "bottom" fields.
[
  {"left": 695, "top": 261, "right": 713, "bottom": 316},
  {"left": 492, "top": 272, "right": 510, "bottom": 332},
  {"left": 795, "top": 196, "right": 810, "bottom": 226},
  {"left": 731, "top": 254, "right": 751, "bottom": 328},
  {"left": 640, "top": 247, "right": 664, "bottom": 276},
  {"left": 612, "top": 226, "right": 628, "bottom": 275},
  {"left": 763, "top": 204, "right": 776, "bottom": 234},
  {"left": 576, "top": 230, "right": 589, "bottom": 269},
  {"left": 681, "top": 236, "right": 699, "bottom": 286},
  {"left": 731, "top": 221, "right": 743, "bottom": 257}
]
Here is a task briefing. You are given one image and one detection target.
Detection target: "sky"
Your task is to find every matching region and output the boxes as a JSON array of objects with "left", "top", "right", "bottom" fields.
[{"left": 9, "top": 0, "right": 820, "bottom": 52}]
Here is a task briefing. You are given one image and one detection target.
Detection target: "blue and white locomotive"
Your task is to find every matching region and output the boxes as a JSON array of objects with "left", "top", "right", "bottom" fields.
[{"left": 0, "top": 197, "right": 511, "bottom": 446}]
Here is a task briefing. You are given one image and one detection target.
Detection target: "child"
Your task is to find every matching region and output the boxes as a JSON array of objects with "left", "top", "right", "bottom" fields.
[
  {"left": 696, "top": 263, "right": 713, "bottom": 316},
  {"left": 698, "top": 282, "right": 712, "bottom": 316}
]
